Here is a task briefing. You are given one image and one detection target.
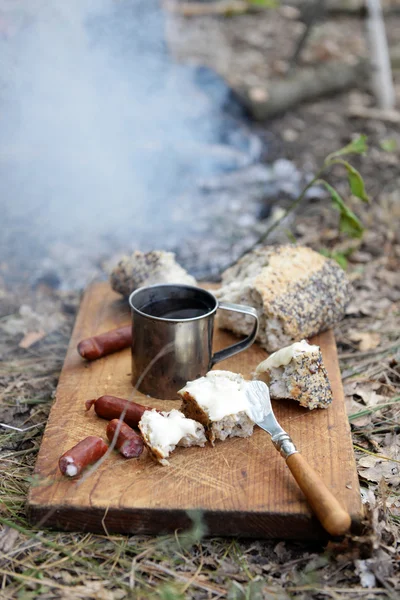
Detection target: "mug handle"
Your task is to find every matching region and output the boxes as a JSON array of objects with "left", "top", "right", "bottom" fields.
[{"left": 211, "top": 302, "right": 259, "bottom": 366}]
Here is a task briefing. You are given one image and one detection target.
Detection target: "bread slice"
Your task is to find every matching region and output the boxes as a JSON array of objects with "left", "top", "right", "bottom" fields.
[
  {"left": 110, "top": 250, "right": 196, "bottom": 297},
  {"left": 178, "top": 370, "right": 258, "bottom": 444},
  {"left": 254, "top": 339, "right": 333, "bottom": 409},
  {"left": 138, "top": 409, "right": 206, "bottom": 466},
  {"left": 215, "top": 245, "right": 352, "bottom": 353}
]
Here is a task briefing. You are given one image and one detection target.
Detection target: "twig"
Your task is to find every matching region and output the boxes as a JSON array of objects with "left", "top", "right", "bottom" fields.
[
  {"left": 141, "top": 560, "right": 226, "bottom": 595},
  {"left": 286, "top": 585, "right": 390, "bottom": 595},
  {"left": 354, "top": 443, "right": 400, "bottom": 464},
  {"left": 0, "top": 422, "right": 46, "bottom": 432},
  {"left": 339, "top": 340, "right": 400, "bottom": 360},
  {"left": 349, "top": 397, "right": 400, "bottom": 421},
  {"left": 289, "top": 0, "right": 326, "bottom": 70},
  {"left": 348, "top": 106, "right": 400, "bottom": 122},
  {"left": 366, "top": 0, "right": 395, "bottom": 109},
  {"left": 220, "top": 163, "right": 327, "bottom": 271},
  {"left": 163, "top": 0, "right": 254, "bottom": 17}
]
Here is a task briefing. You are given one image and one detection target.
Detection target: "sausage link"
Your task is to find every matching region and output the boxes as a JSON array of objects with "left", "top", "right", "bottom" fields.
[
  {"left": 106, "top": 419, "right": 144, "bottom": 458},
  {"left": 59, "top": 436, "right": 108, "bottom": 477},
  {"left": 85, "top": 395, "right": 152, "bottom": 428},
  {"left": 77, "top": 325, "right": 132, "bottom": 360}
]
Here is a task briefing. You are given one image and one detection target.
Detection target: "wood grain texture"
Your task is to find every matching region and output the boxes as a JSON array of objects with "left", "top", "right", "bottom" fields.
[{"left": 28, "top": 282, "right": 362, "bottom": 539}]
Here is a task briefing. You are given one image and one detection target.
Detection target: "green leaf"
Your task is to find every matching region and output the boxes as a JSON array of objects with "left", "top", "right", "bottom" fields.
[
  {"left": 157, "top": 585, "right": 186, "bottom": 600},
  {"left": 379, "top": 138, "right": 397, "bottom": 152},
  {"left": 319, "top": 248, "right": 348, "bottom": 269},
  {"left": 334, "top": 160, "right": 369, "bottom": 202},
  {"left": 284, "top": 229, "right": 297, "bottom": 244},
  {"left": 178, "top": 509, "right": 207, "bottom": 548},
  {"left": 228, "top": 580, "right": 264, "bottom": 600},
  {"left": 247, "top": 0, "right": 278, "bottom": 6},
  {"left": 339, "top": 211, "right": 364, "bottom": 238},
  {"left": 326, "top": 134, "right": 368, "bottom": 162},
  {"left": 319, "top": 181, "right": 364, "bottom": 238},
  {"left": 346, "top": 164, "right": 369, "bottom": 202},
  {"left": 332, "top": 252, "right": 348, "bottom": 270}
]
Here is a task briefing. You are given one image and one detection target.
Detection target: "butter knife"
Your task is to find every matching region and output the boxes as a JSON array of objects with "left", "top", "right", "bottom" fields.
[{"left": 246, "top": 380, "right": 351, "bottom": 537}]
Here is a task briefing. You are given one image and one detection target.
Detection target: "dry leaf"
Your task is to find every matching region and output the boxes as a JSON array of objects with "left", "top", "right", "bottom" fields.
[
  {"left": 358, "top": 436, "right": 400, "bottom": 486},
  {"left": 345, "top": 381, "right": 386, "bottom": 407},
  {"left": 348, "top": 330, "right": 381, "bottom": 351},
  {"left": 345, "top": 397, "right": 371, "bottom": 426},
  {"left": 57, "top": 580, "right": 123, "bottom": 600},
  {"left": 344, "top": 381, "right": 387, "bottom": 413},
  {"left": 355, "top": 560, "right": 376, "bottom": 588},
  {"left": 0, "top": 526, "right": 19, "bottom": 553},
  {"left": 345, "top": 294, "right": 392, "bottom": 317},
  {"left": 19, "top": 329, "right": 46, "bottom": 349}
]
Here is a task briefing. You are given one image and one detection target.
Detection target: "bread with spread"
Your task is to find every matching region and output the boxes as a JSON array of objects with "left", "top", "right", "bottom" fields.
[
  {"left": 179, "top": 370, "right": 266, "bottom": 444},
  {"left": 138, "top": 409, "right": 206, "bottom": 466},
  {"left": 255, "top": 339, "right": 333, "bottom": 409}
]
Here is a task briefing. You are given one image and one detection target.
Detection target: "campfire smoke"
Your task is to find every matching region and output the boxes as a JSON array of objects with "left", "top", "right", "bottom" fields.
[{"left": 0, "top": 0, "right": 302, "bottom": 288}]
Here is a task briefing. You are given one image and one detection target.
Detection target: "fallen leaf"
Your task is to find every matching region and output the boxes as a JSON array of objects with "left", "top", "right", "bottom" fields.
[
  {"left": 19, "top": 330, "right": 46, "bottom": 349},
  {"left": 0, "top": 526, "right": 19, "bottom": 553},
  {"left": 348, "top": 330, "right": 381, "bottom": 351},
  {"left": 353, "top": 382, "right": 386, "bottom": 407},
  {"left": 345, "top": 294, "right": 393, "bottom": 317},
  {"left": 274, "top": 541, "right": 289, "bottom": 561},
  {"left": 345, "top": 397, "right": 371, "bottom": 426},
  {"left": 344, "top": 381, "right": 387, "bottom": 411},
  {"left": 358, "top": 437, "right": 400, "bottom": 486},
  {"left": 355, "top": 559, "right": 376, "bottom": 588}
]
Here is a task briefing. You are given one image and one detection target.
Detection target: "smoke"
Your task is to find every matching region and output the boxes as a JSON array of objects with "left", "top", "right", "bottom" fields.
[{"left": 0, "top": 0, "right": 252, "bottom": 285}]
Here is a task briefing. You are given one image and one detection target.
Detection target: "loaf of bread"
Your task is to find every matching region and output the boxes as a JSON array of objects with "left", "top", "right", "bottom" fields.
[
  {"left": 179, "top": 370, "right": 263, "bottom": 444},
  {"left": 138, "top": 409, "right": 206, "bottom": 466},
  {"left": 254, "top": 339, "right": 333, "bottom": 409},
  {"left": 110, "top": 250, "right": 196, "bottom": 297},
  {"left": 216, "top": 245, "right": 352, "bottom": 352}
]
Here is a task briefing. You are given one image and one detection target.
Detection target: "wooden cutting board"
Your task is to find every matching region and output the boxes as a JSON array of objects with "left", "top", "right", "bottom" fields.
[{"left": 28, "top": 282, "right": 362, "bottom": 539}]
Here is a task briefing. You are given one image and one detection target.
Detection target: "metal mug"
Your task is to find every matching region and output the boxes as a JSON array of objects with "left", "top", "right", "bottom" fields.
[{"left": 128, "top": 283, "right": 259, "bottom": 399}]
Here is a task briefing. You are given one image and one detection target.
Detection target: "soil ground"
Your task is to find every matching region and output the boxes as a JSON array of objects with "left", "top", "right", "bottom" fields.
[{"left": 0, "top": 3, "right": 399, "bottom": 599}]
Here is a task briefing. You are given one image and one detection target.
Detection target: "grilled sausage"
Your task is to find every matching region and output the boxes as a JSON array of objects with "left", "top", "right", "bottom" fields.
[
  {"left": 85, "top": 395, "right": 152, "bottom": 428},
  {"left": 59, "top": 436, "right": 108, "bottom": 477},
  {"left": 106, "top": 419, "right": 144, "bottom": 458},
  {"left": 77, "top": 325, "right": 132, "bottom": 360}
]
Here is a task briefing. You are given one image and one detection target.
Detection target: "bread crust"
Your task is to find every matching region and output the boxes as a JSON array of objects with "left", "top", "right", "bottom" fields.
[
  {"left": 110, "top": 250, "right": 196, "bottom": 297},
  {"left": 255, "top": 346, "right": 333, "bottom": 409},
  {"left": 216, "top": 245, "right": 352, "bottom": 352},
  {"left": 179, "top": 388, "right": 254, "bottom": 445}
]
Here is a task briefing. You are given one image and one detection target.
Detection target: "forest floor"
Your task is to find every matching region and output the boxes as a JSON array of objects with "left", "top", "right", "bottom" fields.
[{"left": 0, "top": 2, "right": 399, "bottom": 599}]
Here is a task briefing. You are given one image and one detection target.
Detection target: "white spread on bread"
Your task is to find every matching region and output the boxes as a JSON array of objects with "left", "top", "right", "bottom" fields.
[
  {"left": 179, "top": 370, "right": 271, "bottom": 426},
  {"left": 256, "top": 339, "right": 319, "bottom": 371},
  {"left": 142, "top": 409, "right": 199, "bottom": 448},
  {"left": 138, "top": 409, "right": 207, "bottom": 465},
  {"left": 180, "top": 370, "right": 252, "bottom": 421},
  {"left": 254, "top": 340, "right": 333, "bottom": 410}
]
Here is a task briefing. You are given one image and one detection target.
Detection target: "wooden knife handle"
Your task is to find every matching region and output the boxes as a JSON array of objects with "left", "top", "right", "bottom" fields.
[{"left": 286, "top": 452, "right": 351, "bottom": 536}]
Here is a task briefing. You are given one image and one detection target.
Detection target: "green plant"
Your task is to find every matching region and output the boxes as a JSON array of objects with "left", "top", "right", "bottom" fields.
[
  {"left": 258, "top": 135, "right": 369, "bottom": 251},
  {"left": 247, "top": 0, "right": 279, "bottom": 7},
  {"left": 379, "top": 138, "right": 397, "bottom": 152}
]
